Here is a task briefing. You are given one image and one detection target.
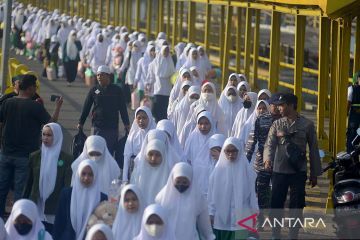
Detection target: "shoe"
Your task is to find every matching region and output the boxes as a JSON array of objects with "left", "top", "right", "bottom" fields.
[{"left": 67, "top": 82, "right": 71, "bottom": 87}]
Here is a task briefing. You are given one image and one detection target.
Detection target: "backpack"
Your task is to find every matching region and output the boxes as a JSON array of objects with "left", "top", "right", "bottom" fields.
[{"left": 71, "top": 129, "right": 87, "bottom": 159}]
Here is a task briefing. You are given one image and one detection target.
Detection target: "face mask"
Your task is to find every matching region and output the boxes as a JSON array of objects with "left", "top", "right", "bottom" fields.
[
  {"left": 89, "top": 155, "right": 101, "bottom": 161},
  {"left": 226, "top": 95, "right": 237, "bottom": 103},
  {"left": 14, "top": 223, "right": 32, "bottom": 236},
  {"left": 175, "top": 184, "right": 189, "bottom": 193},
  {"left": 144, "top": 224, "right": 164, "bottom": 237},
  {"left": 243, "top": 100, "right": 252, "bottom": 109},
  {"left": 201, "top": 92, "right": 215, "bottom": 101}
]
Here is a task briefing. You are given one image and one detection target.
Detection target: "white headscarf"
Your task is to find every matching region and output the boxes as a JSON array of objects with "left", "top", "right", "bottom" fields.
[
  {"left": 156, "top": 162, "right": 212, "bottom": 240},
  {"left": 66, "top": 30, "right": 78, "bottom": 60},
  {"left": 156, "top": 119, "right": 186, "bottom": 162},
  {"left": 257, "top": 89, "right": 272, "bottom": 100},
  {"left": 153, "top": 45, "right": 175, "bottom": 79},
  {"left": 218, "top": 86, "right": 243, "bottom": 137},
  {"left": 197, "top": 45, "right": 212, "bottom": 73},
  {"left": 208, "top": 137, "right": 258, "bottom": 230},
  {"left": 85, "top": 223, "right": 114, "bottom": 240},
  {"left": 184, "top": 111, "right": 217, "bottom": 163},
  {"left": 182, "top": 48, "right": 206, "bottom": 81},
  {"left": 5, "top": 199, "right": 52, "bottom": 240},
  {"left": 231, "top": 92, "right": 258, "bottom": 138},
  {"left": 141, "top": 45, "right": 155, "bottom": 76},
  {"left": 134, "top": 204, "right": 176, "bottom": 240},
  {"left": 219, "top": 73, "right": 240, "bottom": 104},
  {"left": 130, "top": 139, "right": 171, "bottom": 206},
  {"left": 193, "top": 134, "right": 226, "bottom": 197},
  {"left": 38, "top": 123, "right": 63, "bottom": 220},
  {"left": 90, "top": 33, "right": 108, "bottom": 71},
  {"left": 71, "top": 160, "right": 101, "bottom": 240},
  {"left": 123, "top": 106, "right": 156, "bottom": 182},
  {"left": 174, "top": 42, "right": 186, "bottom": 59},
  {"left": 112, "top": 184, "right": 144, "bottom": 239},
  {"left": 237, "top": 81, "right": 251, "bottom": 98},
  {"left": 126, "top": 40, "right": 143, "bottom": 85},
  {"left": 71, "top": 135, "right": 120, "bottom": 195}
]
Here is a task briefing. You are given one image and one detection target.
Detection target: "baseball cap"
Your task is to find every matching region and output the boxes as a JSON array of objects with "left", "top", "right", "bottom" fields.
[
  {"left": 267, "top": 93, "right": 281, "bottom": 105},
  {"left": 274, "top": 93, "right": 298, "bottom": 105},
  {"left": 97, "top": 65, "right": 111, "bottom": 75}
]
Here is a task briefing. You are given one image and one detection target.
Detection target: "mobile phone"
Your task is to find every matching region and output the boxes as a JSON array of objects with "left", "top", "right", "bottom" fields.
[{"left": 50, "top": 94, "right": 61, "bottom": 102}]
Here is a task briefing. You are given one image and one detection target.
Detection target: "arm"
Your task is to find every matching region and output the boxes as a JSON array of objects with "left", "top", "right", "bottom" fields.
[
  {"left": 263, "top": 123, "right": 278, "bottom": 170},
  {"left": 307, "top": 122, "right": 322, "bottom": 179},
  {"left": 49, "top": 97, "right": 63, "bottom": 123},
  {"left": 117, "top": 88, "right": 130, "bottom": 129},
  {"left": 134, "top": 60, "right": 142, "bottom": 87},
  {"left": 78, "top": 89, "right": 94, "bottom": 127},
  {"left": 207, "top": 174, "right": 216, "bottom": 227},
  {"left": 246, "top": 118, "right": 259, "bottom": 160},
  {"left": 197, "top": 197, "right": 215, "bottom": 240}
]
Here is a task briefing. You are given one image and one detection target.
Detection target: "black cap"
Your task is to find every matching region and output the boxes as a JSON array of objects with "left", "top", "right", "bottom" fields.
[
  {"left": 274, "top": 93, "right": 298, "bottom": 105},
  {"left": 267, "top": 93, "right": 281, "bottom": 105}
]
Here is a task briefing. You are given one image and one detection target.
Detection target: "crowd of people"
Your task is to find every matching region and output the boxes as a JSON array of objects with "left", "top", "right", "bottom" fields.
[{"left": 0, "top": 2, "right": 323, "bottom": 240}]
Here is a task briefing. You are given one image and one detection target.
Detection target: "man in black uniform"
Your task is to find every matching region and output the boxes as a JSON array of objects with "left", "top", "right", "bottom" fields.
[
  {"left": 78, "top": 65, "right": 130, "bottom": 155},
  {"left": 347, "top": 71, "right": 360, "bottom": 152}
]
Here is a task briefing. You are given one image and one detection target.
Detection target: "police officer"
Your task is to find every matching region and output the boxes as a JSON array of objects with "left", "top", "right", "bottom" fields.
[
  {"left": 347, "top": 71, "right": 360, "bottom": 152},
  {"left": 78, "top": 65, "right": 130, "bottom": 155}
]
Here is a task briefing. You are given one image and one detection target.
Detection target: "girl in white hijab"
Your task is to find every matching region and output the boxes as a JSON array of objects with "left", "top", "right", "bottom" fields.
[
  {"left": 23, "top": 123, "right": 73, "bottom": 228},
  {"left": 208, "top": 137, "right": 258, "bottom": 239},
  {"left": 131, "top": 139, "right": 172, "bottom": 206},
  {"left": 89, "top": 33, "right": 108, "bottom": 73},
  {"left": 168, "top": 80, "right": 192, "bottom": 119},
  {"left": 5, "top": 199, "right": 52, "bottom": 240},
  {"left": 231, "top": 92, "right": 258, "bottom": 138},
  {"left": 146, "top": 45, "right": 175, "bottom": 122},
  {"left": 174, "top": 42, "right": 186, "bottom": 61},
  {"left": 197, "top": 46, "right": 212, "bottom": 74},
  {"left": 157, "top": 119, "right": 186, "bottom": 162},
  {"left": 86, "top": 223, "right": 114, "bottom": 240},
  {"left": 176, "top": 43, "right": 195, "bottom": 71},
  {"left": 218, "top": 86, "right": 243, "bottom": 137},
  {"left": 134, "top": 204, "right": 175, "bottom": 240},
  {"left": 155, "top": 162, "right": 214, "bottom": 240},
  {"left": 184, "top": 111, "right": 217, "bottom": 163},
  {"left": 182, "top": 48, "right": 206, "bottom": 82},
  {"left": 180, "top": 82, "right": 226, "bottom": 143},
  {"left": 124, "top": 40, "right": 143, "bottom": 87},
  {"left": 218, "top": 73, "right": 240, "bottom": 105},
  {"left": 135, "top": 44, "right": 156, "bottom": 100},
  {"left": 237, "top": 81, "right": 251, "bottom": 100},
  {"left": 123, "top": 106, "right": 156, "bottom": 182},
  {"left": 171, "top": 85, "right": 200, "bottom": 137},
  {"left": 63, "top": 30, "right": 82, "bottom": 85},
  {"left": 71, "top": 135, "right": 120, "bottom": 195},
  {"left": 112, "top": 184, "right": 144, "bottom": 239},
  {"left": 257, "top": 88, "right": 272, "bottom": 101},
  {"left": 53, "top": 160, "right": 106, "bottom": 240},
  {"left": 193, "top": 134, "right": 226, "bottom": 199}
]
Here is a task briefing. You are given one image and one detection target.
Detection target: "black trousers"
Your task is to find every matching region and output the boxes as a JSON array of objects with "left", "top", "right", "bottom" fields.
[
  {"left": 152, "top": 95, "right": 169, "bottom": 122},
  {"left": 256, "top": 171, "right": 272, "bottom": 224},
  {"left": 270, "top": 171, "right": 307, "bottom": 239}
]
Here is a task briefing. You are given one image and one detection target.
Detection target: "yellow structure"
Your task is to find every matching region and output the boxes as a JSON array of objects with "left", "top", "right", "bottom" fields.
[{"left": 18, "top": 0, "right": 360, "bottom": 210}]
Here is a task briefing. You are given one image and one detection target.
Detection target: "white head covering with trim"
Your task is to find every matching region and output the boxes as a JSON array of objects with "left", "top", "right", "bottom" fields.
[{"left": 85, "top": 223, "right": 114, "bottom": 240}]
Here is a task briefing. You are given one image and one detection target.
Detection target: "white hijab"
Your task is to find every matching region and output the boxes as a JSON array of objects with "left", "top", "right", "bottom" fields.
[
  {"left": 219, "top": 73, "right": 240, "bottom": 105},
  {"left": 153, "top": 45, "right": 175, "bottom": 79},
  {"left": 193, "top": 134, "right": 226, "bottom": 197},
  {"left": 231, "top": 92, "right": 258, "bottom": 138},
  {"left": 218, "top": 86, "right": 243, "bottom": 137},
  {"left": 156, "top": 162, "right": 209, "bottom": 240},
  {"left": 66, "top": 30, "right": 78, "bottom": 60},
  {"left": 237, "top": 81, "right": 251, "bottom": 98},
  {"left": 71, "top": 160, "right": 101, "bottom": 240},
  {"left": 169, "top": 68, "right": 192, "bottom": 107},
  {"left": 71, "top": 136, "right": 120, "bottom": 195},
  {"left": 172, "top": 86, "right": 200, "bottom": 137},
  {"left": 134, "top": 204, "right": 176, "bottom": 240},
  {"left": 176, "top": 44, "right": 193, "bottom": 71},
  {"left": 131, "top": 139, "right": 171, "bottom": 206},
  {"left": 85, "top": 223, "right": 114, "bottom": 240},
  {"left": 112, "top": 184, "right": 144, "bottom": 240},
  {"left": 197, "top": 46, "right": 212, "bottom": 73},
  {"left": 156, "top": 119, "right": 186, "bottom": 162},
  {"left": 5, "top": 199, "right": 52, "bottom": 240},
  {"left": 208, "top": 137, "right": 258, "bottom": 229},
  {"left": 184, "top": 111, "right": 217, "bottom": 164},
  {"left": 38, "top": 123, "right": 63, "bottom": 220},
  {"left": 182, "top": 48, "right": 206, "bottom": 81},
  {"left": 140, "top": 45, "right": 155, "bottom": 76}
]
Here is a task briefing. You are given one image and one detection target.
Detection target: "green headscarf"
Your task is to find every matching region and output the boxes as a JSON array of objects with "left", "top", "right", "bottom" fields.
[{"left": 353, "top": 71, "right": 360, "bottom": 84}]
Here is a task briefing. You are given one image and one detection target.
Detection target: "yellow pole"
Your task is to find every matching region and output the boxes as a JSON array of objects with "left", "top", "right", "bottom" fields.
[
  {"left": 204, "top": 3, "right": 211, "bottom": 52},
  {"left": 294, "top": 15, "right": 306, "bottom": 110},
  {"left": 106, "top": 0, "right": 110, "bottom": 25},
  {"left": 172, "top": 0, "right": 178, "bottom": 48},
  {"left": 179, "top": 1, "right": 183, "bottom": 42},
  {"left": 236, "top": 7, "right": 242, "bottom": 73},
  {"left": 244, "top": 7, "right": 252, "bottom": 83},
  {"left": 187, "top": 1, "right": 196, "bottom": 43},
  {"left": 146, "top": 0, "right": 152, "bottom": 38},
  {"left": 317, "top": 17, "right": 331, "bottom": 140},
  {"left": 158, "top": 0, "right": 164, "bottom": 33},
  {"left": 335, "top": 17, "right": 352, "bottom": 154},
  {"left": 114, "top": 0, "right": 119, "bottom": 25},
  {"left": 221, "top": 5, "right": 233, "bottom": 89},
  {"left": 252, "top": 9, "right": 260, "bottom": 89},
  {"left": 219, "top": 5, "right": 225, "bottom": 70},
  {"left": 166, "top": 1, "right": 171, "bottom": 40},
  {"left": 268, "top": 11, "right": 281, "bottom": 93}
]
